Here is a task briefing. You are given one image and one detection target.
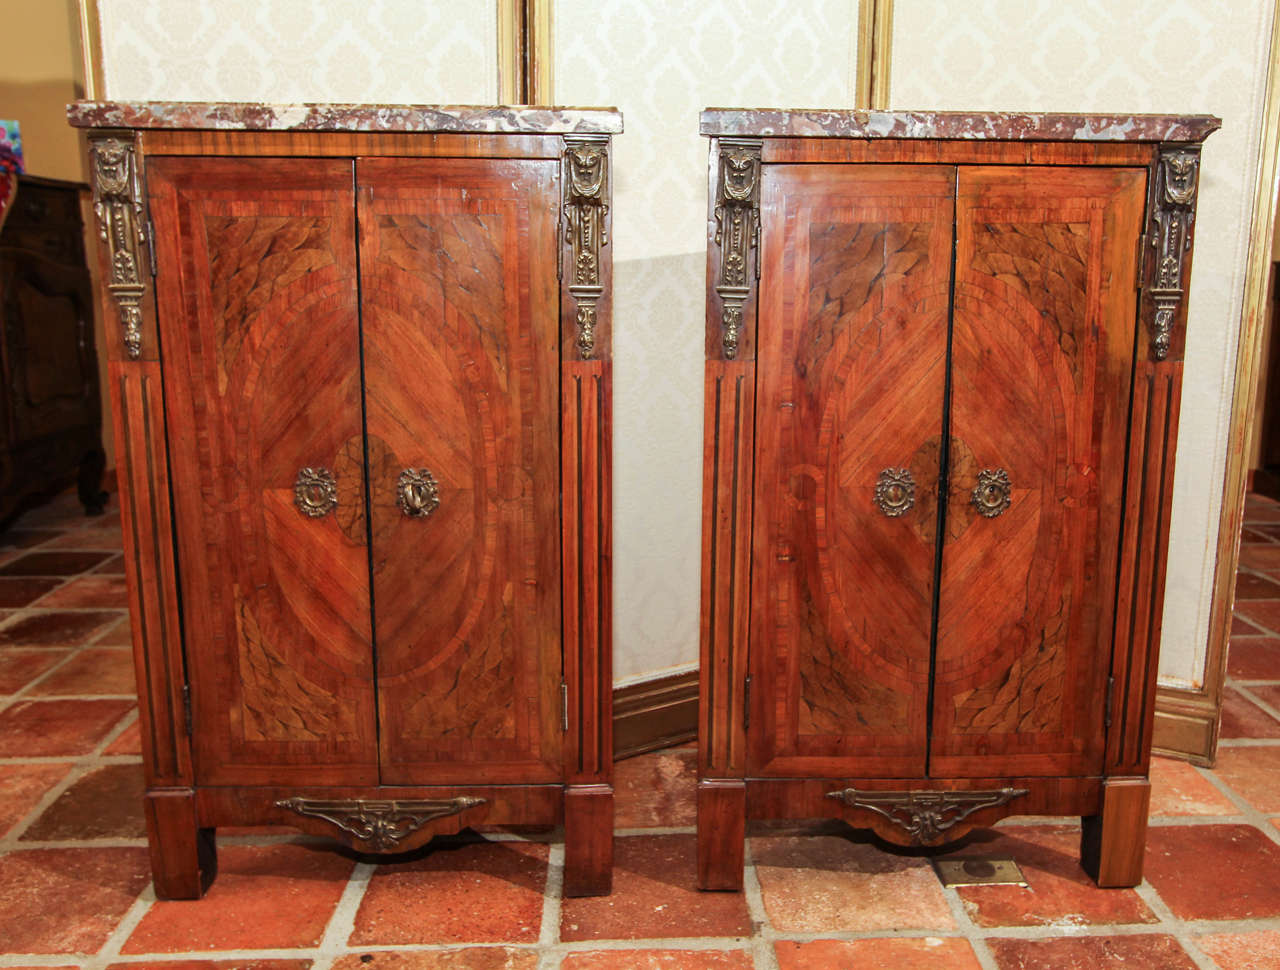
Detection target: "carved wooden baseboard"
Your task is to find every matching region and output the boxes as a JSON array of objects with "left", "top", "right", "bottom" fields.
[
  {"left": 612, "top": 669, "right": 698, "bottom": 760},
  {"left": 1153, "top": 685, "right": 1219, "bottom": 766}
]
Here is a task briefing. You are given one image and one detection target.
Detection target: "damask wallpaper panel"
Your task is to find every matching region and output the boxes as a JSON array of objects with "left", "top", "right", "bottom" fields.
[
  {"left": 98, "top": 0, "right": 498, "bottom": 104},
  {"left": 554, "top": 0, "right": 862, "bottom": 683},
  {"left": 891, "top": 0, "right": 1275, "bottom": 689}
]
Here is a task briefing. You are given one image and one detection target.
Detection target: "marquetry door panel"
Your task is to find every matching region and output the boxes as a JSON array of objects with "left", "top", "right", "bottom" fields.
[
  {"left": 930, "top": 166, "right": 1146, "bottom": 778},
  {"left": 148, "top": 157, "right": 378, "bottom": 787},
  {"left": 749, "top": 165, "right": 955, "bottom": 779},
  {"left": 357, "top": 159, "right": 563, "bottom": 785}
]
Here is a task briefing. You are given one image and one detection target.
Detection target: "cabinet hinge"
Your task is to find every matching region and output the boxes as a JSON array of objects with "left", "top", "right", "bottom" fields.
[
  {"left": 560, "top": 681, "right": 569, "bottom": 732},
  {"left": 1136, "top": 231, "right": 1147, "bottom": 290},
  {"left": 1104, "top": 675, "right": 1115, "bottom": 729},
  {"left": 147, "top": 216, "right": 157, "bottom": 278},
  {"left": 182, "top": 684, "right": 193, "bottom": 735},
  {"left": 742, "top": 674, "right": 751, "bottom": 731}
]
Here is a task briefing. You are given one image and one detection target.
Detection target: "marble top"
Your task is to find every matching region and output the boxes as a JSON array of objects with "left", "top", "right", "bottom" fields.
[
  {"left": 66, "top": 101, "right": 623, "bottom": 135},
  {"left": 700, "top": 109, "right": 1220, "bottom": 142}
]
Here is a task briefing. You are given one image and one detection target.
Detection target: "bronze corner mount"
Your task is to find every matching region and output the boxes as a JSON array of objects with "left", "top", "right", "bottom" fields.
[
  {"left": 562, "top": 134, "right": 610, "bottom": 360},
  {"left": 88, "top": 135, "right": 151, "bottom": 361},
  {"left": 713, "top": 138, "right": 762, "bottom": 360},
  {"left": 275, "top": 795, "right": 487, "bottom": 852},
  {"left": 826, "top": 786, "right": 1029, "bottom": 845},
  {"left": 1147, "top": 145, "right": 1202, "bottom": 361}
]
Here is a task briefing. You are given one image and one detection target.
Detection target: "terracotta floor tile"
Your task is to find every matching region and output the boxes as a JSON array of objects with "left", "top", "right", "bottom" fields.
[
  {"left": 1221, "top": 688, "right": 1280, "bottom": 738},
  {"left": 1149, "top": 756, "right": 1237, "bottom": 815},
  {"left": 775, "top": 939, "right": 981, "bottom": 970},
  {"left": 1240, "top": 547, "right": 1280, "bottom": 572},
  {"left": 0, "top": 609, "right": 120, "bottom": 646},
  {"left": 1238, "top": 600, "right": 1280, "bottom": 633},
  {"left": 615, "top": 745, "right": 696, "bottom": 828},
  {"left": 986, "top": 934, "right": 1197, "bottom": 970},
  {"left": 1251, "top": 684, "right": 1280, "bottom": 712},
  {"left": 92, "top": 553, "right": 126, "bottom": 575},
  {"left": 125, "top": 843, "right": 355, "bottom": 952},
  {"left": 0, "top": 698, "right": 136, "bottom": 756},
  {"left": 1145, "top": 824, "right": 1280, "bottom": 919},
  {"left": 0, "top": 763, "right": 71, "bottom": 836},
  {"left": 0, "top": 550, "right": 113, "bottom": 576},
  {"left": 1236, "top": 614, "right": 1266, "bottom": 635},
  {"left": 1229, "top": 636, "right": 1280, "bottom": 680},
  {"left": 23, "top": 763, "right": 145, "bottom": 840},
  {"left": 333, "top": 952, "right": 534, "bottom": 970},
  {"left": 36, "top": 576, "right": 129, "bottom": 609},
  {"left": 352, "top": 840, "right": 547, "bottom": 945},
  {"left": 941, "top": 825, "right": 1155, "bottom": 927},
  {"left": 96, "top": 614, "right": 133, "bottom": 646},
  {"left": 564, "top": 951, "right": 753, "bottom": 969},
  {"left": 29, "top": 647, "right": 136, "bottom": 696},
  {"left": 0, "top": 647, "right": 72, "bottom": 693},
  {"left": 0, "top": 578, "right": 63, "bottom": 608},
  {"left": 108, "top": 963, "right": 311, "bottom": 970},
  {"left": 44, "top": 527, "right": 124, "bottom": 550},
  {"left": 0, "top": 528, "right": 62, "bottom": 549},
  {"left": 0, "top": 847, "right": 149, "bottom": 953},
  {"left": 1197, "top": 930, "right": 1280, "bottom": 970},
  {"left": 561, "top": 834, "right": 751, "bottom": 941},
  {"left": 1238, "top": 573, "right": 1280, "bottom": 600},
  {"left": 1215, "top": 747, "right": 1280, "bottom": 813},
  {"left": 751, "top": 833, "right": 954, "bottom": 933},
  {"left": 104, "top": 717, "right": 142, "bottom": 755}
]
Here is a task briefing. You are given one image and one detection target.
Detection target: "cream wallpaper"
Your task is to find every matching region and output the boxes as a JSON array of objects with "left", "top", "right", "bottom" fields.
[
  {"left": 95, "top": 0, "right": 1268, "bottom": 691},
  {"left": 891, "top": 0, "right": 1274, "bottom": 690},
  {"left": 98, "top": 0, "right": 497, "bottom": 104},
  {"left": 554, "top": 0, "right": 861, "bottom": 683}
]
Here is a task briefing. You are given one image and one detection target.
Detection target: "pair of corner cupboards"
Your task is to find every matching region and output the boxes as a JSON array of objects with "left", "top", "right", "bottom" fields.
[
  {"left": 696, "top": 110, "right": 1220, "bottom": 891},
  {"left": 73, "top": 100, "right": 1219, "bottom": 902},
  {"left": 69, "top": 102, "right": 619, "bottom": 899}
]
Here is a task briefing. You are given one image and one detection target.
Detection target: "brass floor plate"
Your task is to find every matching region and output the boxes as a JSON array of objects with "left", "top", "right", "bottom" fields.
[{"left": 933, "top": 858, "right": 1028, "bottom": 888}]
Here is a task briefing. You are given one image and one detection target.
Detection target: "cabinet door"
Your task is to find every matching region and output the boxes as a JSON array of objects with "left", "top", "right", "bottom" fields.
[
  {"left": 149, "top": 158, "right": 378, "bottom": 786},
  {"left": 357, "top": 158, "right": 562, "bottom": 785},
  {"left": 748, "top": 165, "right": 954, "bottom": 778},
  {"left": 930, "top": 166, "right": 1146, "bottom": 778}
]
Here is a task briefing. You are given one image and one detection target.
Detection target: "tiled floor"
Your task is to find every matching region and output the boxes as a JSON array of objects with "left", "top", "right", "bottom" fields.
[{"left": 3, "top": 490, "right": 1280, "bottom": 969}]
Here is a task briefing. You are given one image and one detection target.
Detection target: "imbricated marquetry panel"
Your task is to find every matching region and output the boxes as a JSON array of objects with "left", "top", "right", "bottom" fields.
[
  {"left": 109, "top": 361, "right": 191, "bottom": 787},
  {"left": 748, "top": 165, "right": 955, "bottom": 779},
  {"left": 562, "top": 361, "right": 613, "bottom": 785},
  {"left": 931, "top": 166, "right": 1146, "bottom": 778},
  {"left": 148, "top": 157, "right": 377, "bottom": 786},
  {"left": 358, "top": 158, "right": 562, "bottom": 785}
]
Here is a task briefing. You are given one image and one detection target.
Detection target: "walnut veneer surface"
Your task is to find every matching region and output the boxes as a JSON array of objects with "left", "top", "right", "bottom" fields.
[
  {"left": 697, "top": 109, "right": 1219, "bottom": 891},
  {"left": 69, "top": 102, "right": 619, "bottom": 898}
]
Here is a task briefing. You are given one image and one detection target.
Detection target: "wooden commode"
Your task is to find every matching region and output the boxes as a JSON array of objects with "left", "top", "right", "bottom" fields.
[
  {"left": 695, "top": 109, "right": 1219, "bottom": 890},
  {"left": 68, "top": 101, "right": 620, "bottom": 899}
]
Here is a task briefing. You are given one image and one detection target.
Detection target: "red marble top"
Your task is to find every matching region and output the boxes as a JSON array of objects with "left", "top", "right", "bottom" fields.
[
  {"left": 67, "top": 101, "right": 623, "bottom": 135},
  {"left": 700, "top": 109, "right": 1219, "bottom": 142}
]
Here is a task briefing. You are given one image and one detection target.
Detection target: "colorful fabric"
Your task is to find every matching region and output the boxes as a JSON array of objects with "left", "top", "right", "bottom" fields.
[{"left": 0, "top": 121, "right": 23, "bottom": 233}]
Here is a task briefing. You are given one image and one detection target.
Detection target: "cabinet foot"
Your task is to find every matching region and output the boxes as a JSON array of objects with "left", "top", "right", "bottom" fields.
[
  {"left": 145, "top": 789, "right": 216, "bottom": 899},
  {"left": 1081, "top": 777, "right": 1150, "bottom": 888},
  {"left": 697, "top": 779, "right": 745, "bottom": 891},
  {"left": 564, "top": 784, "right": 613, "bottom": 897}
]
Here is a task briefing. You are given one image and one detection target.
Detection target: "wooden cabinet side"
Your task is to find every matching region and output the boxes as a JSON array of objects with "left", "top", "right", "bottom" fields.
[
  {"left": 88, "top": 133, "right": 191, "bottom": 790},
  {"left": 560, "top": 134, "right": 615, "bottom": 896},
  {"left": 1106, "top": 143, "right": 1205, "bottom": 780}
]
